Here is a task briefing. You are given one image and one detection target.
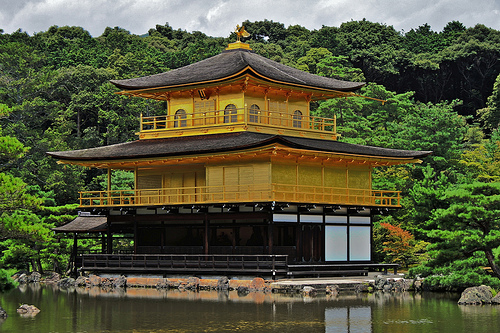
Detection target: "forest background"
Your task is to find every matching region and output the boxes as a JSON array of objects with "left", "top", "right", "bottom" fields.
[{"left": 1, "top": 19, "right": 500, "bottom": 290}]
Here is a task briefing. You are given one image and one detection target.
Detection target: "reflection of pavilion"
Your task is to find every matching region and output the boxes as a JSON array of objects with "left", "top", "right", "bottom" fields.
[
  {"left": 50, "top": 32, "right": 430, "bottom": 277},
  {"left": 326, "top": 307, "right": 372, "bottom": 332}
]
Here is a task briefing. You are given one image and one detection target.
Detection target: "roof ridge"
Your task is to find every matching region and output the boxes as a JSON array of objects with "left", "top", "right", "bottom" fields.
[{"left": 246, "top": 52, "right": 307, "bottom": 84}]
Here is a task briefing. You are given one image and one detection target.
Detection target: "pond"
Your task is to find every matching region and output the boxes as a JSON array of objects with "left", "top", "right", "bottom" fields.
[{"left": 0, "top": 284, "right": 499, "bottom": 332}]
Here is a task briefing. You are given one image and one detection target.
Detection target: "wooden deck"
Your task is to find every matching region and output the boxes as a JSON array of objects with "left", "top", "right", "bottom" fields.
[
  {"left": 78, "top": 184, "right": 401, "bottom": 208},
  {"left": 286, "top": 263, "right": 399, "bottom": 278},
  {"left": 79, "top": 254, "right": 398, "bottom": 279},
  {"left": 81, "top": 254, "right": 289, "bottom": 278}
]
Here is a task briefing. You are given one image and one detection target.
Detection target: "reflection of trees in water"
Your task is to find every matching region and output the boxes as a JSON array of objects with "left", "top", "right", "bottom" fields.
[{"left": 3, "top": 285, "right": 495, "bottom": 332}]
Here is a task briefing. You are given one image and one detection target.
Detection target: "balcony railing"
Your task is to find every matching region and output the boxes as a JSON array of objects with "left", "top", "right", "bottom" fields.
[
  {"left": 140, "top": 108, "right": 337, "bottom": 136},
  {"left": 79, "top": 184, "right": 401, "bottom": 208}
]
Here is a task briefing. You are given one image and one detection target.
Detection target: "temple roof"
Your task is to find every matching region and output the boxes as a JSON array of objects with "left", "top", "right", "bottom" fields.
[
  {"left": 47, "top": 132, "right": 432, "bottom": 162},
  {"left": 110, "top": 48, "right": 365, "bottom": 92},
  {"left": 53, "top": 215, "right": 107, "bottom": 233}
]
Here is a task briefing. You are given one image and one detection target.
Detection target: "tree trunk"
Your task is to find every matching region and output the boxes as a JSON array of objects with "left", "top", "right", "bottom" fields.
[
  {"left": 484, "top": 249, "right": 500, "bottom": 279},
  {"left": 30, "top": 259, "right": 37, "bottom": 272},
  {"left": 37, "top": 257, "right": 44, "bottom": 274}
]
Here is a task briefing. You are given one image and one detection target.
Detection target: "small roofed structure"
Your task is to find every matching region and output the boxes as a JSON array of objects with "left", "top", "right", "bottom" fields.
[
  {"left": 53, "top": 214, "right": 107, "bottom": 233},
  {"left": 53, "top": 213, "right": 108, "bottom": 276},
  {"left": 48, "top": 31, "right": 431, "bottom": 278}
]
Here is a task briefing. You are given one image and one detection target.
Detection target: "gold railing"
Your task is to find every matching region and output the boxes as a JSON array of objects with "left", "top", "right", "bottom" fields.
[
  {"left": 140, "top": 108, "right": 337, "bottom": 134},
  {"left": 79, "top": 184, "right": 401, "bottom": 208}
]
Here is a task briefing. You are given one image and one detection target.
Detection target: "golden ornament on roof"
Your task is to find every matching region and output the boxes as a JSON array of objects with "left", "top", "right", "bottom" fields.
[{"left": 235, "top": 25, "right": 250, "bottom": 42}]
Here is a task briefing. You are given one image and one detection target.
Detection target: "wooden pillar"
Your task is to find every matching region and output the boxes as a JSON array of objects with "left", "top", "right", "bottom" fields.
[
  {"left": 161, "top": 221, "right": 165, "bottom": 254},
  {"left": 106, "top": 218, "right": 112, "bottom": 254},
  {"left": 296, "top": 218, "right": 302, "bottom": 262},
  {"left": 107, "top": 168, "right": 112, "bottom": 192},
  {"left": 267, "top": 219, "right": 273, "bottom": 255},
  {"left": 101, "top": 233, "right": 106, "bottom": 254},
  {"left": 133, "top": 220, "right": 138, "bottom": 254},
  {"left": 204, "top": 214, "right": 209, "bottom": 255},
  {"left": 215, "top": 87, "right": 220, "bottom": 111},
  {"left": 166, "top": 93, "right": 171, "bottom": 116},
  {"left": 322, "top": 214, "right": 326, "bottom": 262},
  {"left": 72, "top": 233, "right": 78, "bottom": 276},
  {"left": 134, "top": 166, "right": 138, "bottom": 191},
  {"left": 232, "top": 219, "right": 236, "bottom": 254}
]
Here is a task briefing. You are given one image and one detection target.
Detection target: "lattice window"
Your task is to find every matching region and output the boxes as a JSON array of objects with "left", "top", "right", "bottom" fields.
[
  {"left": 174, "top": 109, "right": 187, "bottom": 127},
  {"left": 194, "top": 99, "right": 216, "bottom": 113},
  {"left": 249, "top": 104, "right": 260, "bottom": 123},
  {"left": 292, "top": 110, "right": 302, "bottom": 128},
  {"left": 224, "top": 104, "right": 237, "bottom": 123}
]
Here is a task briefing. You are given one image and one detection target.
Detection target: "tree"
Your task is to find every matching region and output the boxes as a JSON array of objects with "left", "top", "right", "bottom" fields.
[
  {"left": 296, "top": 48, "right": 332, "bottom": 74},
  {"left": 410, "top": 182, "right": 500, "bottom": 289},
  {"left": 0, "top": 105, "right": 76, "bottom": 273},
  {"left": 378, "top": 222, "right": 429, "bottom": 268},
  {"left": 316, "top": 55, "right": 365, "bottom": 82},
  {"left": 242, "top": 19, "right": 287, "bottom": 43},
  {"left": 335, "top": 19, "right": 402, "bottom": 82},
  {"left": 477, "top": 73, "right": 500, "bottom": 130},
  {"left": 460, "top": 141, "right": 500, "bottom": 183}
]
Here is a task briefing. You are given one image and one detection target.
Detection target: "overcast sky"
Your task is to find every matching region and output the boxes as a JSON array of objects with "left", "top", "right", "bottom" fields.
[{"left": 1, "top": 0, "right": 499, "bottom": 37}]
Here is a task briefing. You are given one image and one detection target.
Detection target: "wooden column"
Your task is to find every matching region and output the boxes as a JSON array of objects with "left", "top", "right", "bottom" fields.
[
  {"left": 161, "top": 221, "right": 165, "bottom": 254},
  {"left": 296, "top": 216, "right": 302, "bottom": 262},
  {"left": 106, "top": 218, "right": 112, "bottom": 254},
  {"left": 134, "top": 166, "right": 138, "bottom": 191},
  {"left": 107, "top": 168, "right": 112, "bottom": 192},
  {"left": 232, "top": 219, "right": 237, "bottom": 254},
  {"left": 267, "top": 219, "right": 273, "bottom": 255},
  {"left": 133, "top": 220, "right": 138, "bottom": 254},
  {"left": 101, "top": 234, "right": 106, "bottom": 254},
  {"left": 204, "top": 214, "right": 209, "bottom": 255},
  {"left": 72, "top": 233, "right": 78, "bottom": 276}
]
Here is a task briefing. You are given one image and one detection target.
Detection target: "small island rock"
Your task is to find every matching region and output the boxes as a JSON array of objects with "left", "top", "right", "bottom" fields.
[
  {"left": 17, "top": 304, "right": 40, "bottom": 316},
  {"left": 458, "top": 285, "right": 494, "bottom": 305}
]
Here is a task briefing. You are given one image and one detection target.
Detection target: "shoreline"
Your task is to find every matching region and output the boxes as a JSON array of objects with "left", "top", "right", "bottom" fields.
[{"left": 14, "top": 271, "right": 419, "bottom": 295}]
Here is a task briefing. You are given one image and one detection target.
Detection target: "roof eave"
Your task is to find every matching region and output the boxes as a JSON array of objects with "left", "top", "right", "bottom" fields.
[{"left": 112, "top": 67, "right": 365, "bottom": 96}]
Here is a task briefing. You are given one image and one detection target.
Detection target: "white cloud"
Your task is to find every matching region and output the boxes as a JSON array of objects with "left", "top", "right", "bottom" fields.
[{"left": 0, "top": 0, "right": 499, "bottom": 37}]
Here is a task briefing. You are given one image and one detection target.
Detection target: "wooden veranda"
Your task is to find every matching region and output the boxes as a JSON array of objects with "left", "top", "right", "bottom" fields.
[{"left": 78, "top": 253, "right": 399, "bottom": 279}]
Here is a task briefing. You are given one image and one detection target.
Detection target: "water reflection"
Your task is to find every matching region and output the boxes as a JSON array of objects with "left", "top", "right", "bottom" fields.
[
  {"left": 325, "top": 307, "right": 372, "bottom": 333},
  {"left": 0, "top": 284, "right": 499, "bottom": 333}
]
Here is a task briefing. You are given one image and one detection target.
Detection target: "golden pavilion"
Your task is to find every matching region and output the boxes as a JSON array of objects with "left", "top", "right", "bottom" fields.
[{"left": 49, "top": 34, "right": 431, "bottom": 277}]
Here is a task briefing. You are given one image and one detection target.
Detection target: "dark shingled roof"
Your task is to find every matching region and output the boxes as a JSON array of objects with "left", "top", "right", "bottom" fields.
[
  {"left": 53, "top": 215, "right": 107, "bottom": 233},
  {"left": 110, "top": 48, "right": 365, "bottom": 92},
  {"left": 47, "top": 132, "right": 432, "bottom": 161}
]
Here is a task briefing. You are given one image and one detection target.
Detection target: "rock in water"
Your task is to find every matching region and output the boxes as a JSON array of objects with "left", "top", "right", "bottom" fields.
[
  {"left": 75, "top": 276, "right": 88, "bottom": 287},
  {"left": 458, "top": 285, "right": 493, "bottom": 305},
  {"left": 301, "top": 286, "right": 317, "bottom": 296},
  {"left": 17, "top": 304, "right": 40, "bottom": 316},
  {"left": 44, "top": 272, "right": 61, "bottom": 283},
  {"left": 58, "top": 277, "right": 76, "bottom": 289},
  {"left": 217, "top": 276, "right": 229, "bottom": 291},
  {"left": 326, "top": 285, "right": 339, "bottom": 296},
  {"left": 17, "top": 274, "right": 28, "bottom": 284},
  {"left": 28, "top": 272, "right": 41, "bottom": 283},
  {"left": 491, "top": 292, "right": 500, "bottom": 304},
  {"left": 0, "top": 306, "right": 7, "bottom": 319},
  {"left": 113, "top": 275, "right": 127, "bottom": 288}
]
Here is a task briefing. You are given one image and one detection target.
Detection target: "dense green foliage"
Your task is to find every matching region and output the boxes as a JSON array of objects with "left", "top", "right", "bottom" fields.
[
  {"left": 0, "top": 268, "right": 17, "bottom": 291},
  {"left": 1, "top": 20, "right": 500, "bottom": 289}
]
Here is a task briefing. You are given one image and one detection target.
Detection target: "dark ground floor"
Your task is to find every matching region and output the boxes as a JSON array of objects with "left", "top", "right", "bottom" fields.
[
  {"left": 102, "top": 204, "right": 374, "bottom": 263},
  {"left": 57, "top": 203, "right": 394, "bottom": 277}
]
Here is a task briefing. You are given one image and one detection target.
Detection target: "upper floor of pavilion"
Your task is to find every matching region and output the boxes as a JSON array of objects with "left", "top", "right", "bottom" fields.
[{"left": 110, "top": 40, "right": 368, "bottom": 141}]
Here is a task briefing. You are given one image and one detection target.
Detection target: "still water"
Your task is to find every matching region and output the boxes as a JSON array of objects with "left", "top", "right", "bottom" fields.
[{"left": 0, "top": 284, "right": 499, "bottom": 333}]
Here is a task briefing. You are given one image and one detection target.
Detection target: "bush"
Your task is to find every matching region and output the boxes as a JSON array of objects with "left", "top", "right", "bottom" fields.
[{"left": 0, "top": 269, "right": 18, "bottom": 292}]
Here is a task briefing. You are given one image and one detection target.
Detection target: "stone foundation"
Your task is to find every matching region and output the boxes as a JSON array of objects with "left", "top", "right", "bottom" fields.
[{"left": 13, "top": 271, "right": 423, "bottom": 295}]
